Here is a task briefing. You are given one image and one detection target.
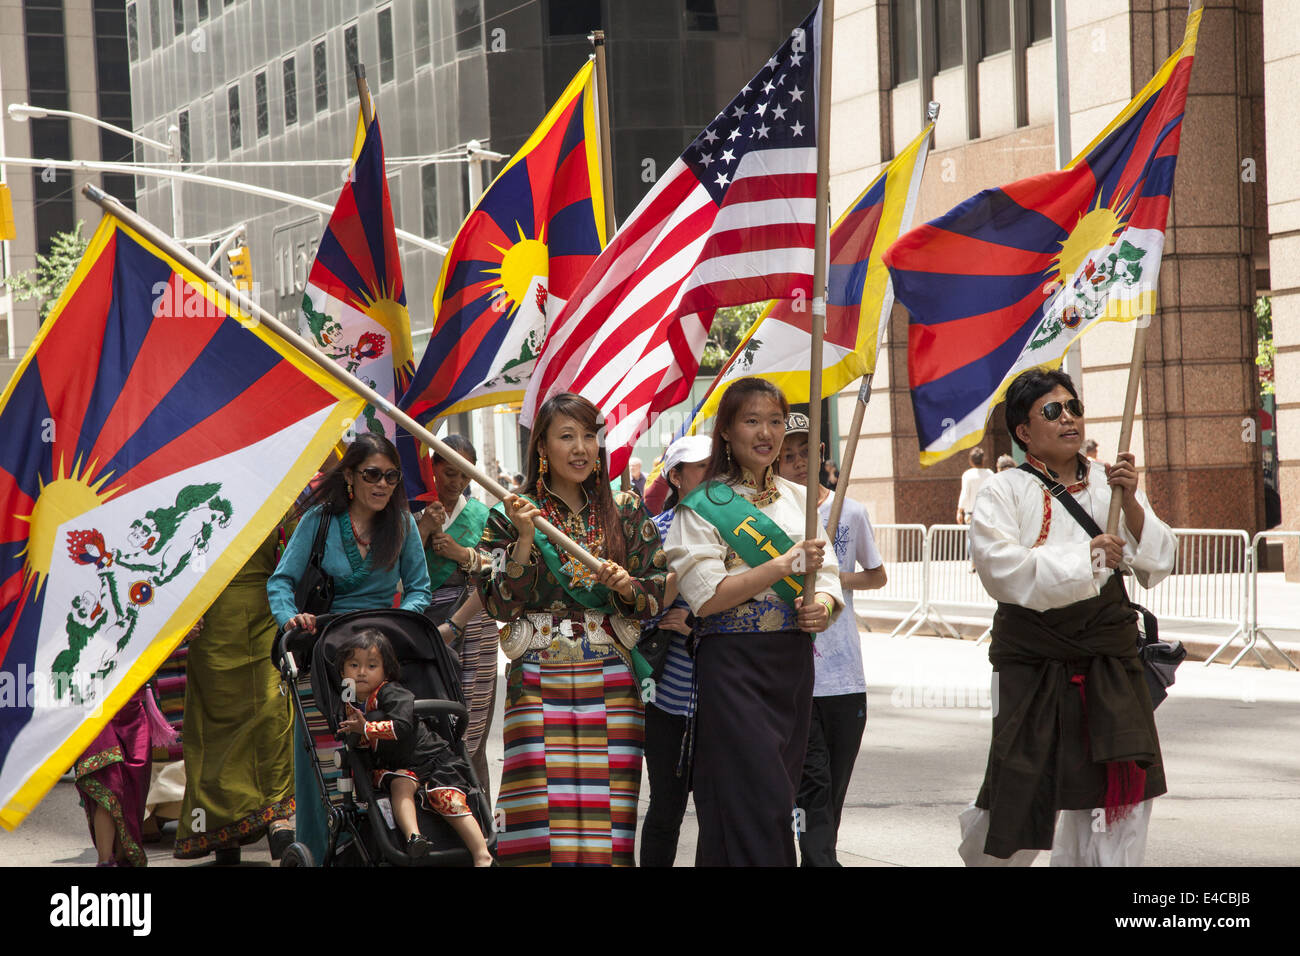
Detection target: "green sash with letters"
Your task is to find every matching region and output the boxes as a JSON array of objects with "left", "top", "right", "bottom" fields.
[
  {"left": 490, "top": 498, "right": 618, "bottom": 613},
  {"left": 424, "top": 497, "right": 490, "bottom": 591},
  {"left": 679, "top": 481, "right": 803, "bottom": 607}
]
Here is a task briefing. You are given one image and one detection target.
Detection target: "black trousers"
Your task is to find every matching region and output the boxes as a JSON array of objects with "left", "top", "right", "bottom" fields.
[
  {"left": 796, "top": 692, "right": 867, "bottom": 866},
  {"left": 639, "top": 703, "right": 691, "bottom": 867},
  {"left": 693, "top": 630, "right": 814, "bottom": 867}
]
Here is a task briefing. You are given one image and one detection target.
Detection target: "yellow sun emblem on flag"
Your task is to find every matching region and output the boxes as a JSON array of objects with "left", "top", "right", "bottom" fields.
[
  {"left": 486, "top": 222, "right": 549, "bottom": 313},
  {"left": 356, "top": 284, "right": 413, "bottom": 372},
  {"left": 1050, "top": 197, "right": 1130, "bottom": 283},
  {"left": 15, "top": 456, "right": 121, "bottom": 592}
]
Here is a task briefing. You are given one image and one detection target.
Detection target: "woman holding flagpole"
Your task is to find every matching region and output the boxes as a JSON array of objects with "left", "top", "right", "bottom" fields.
[
  {"left": 415, "top": 433, "right": 499, "bottom": 797},
  {"left": 472, "top": 393, "right": 668, "bottom": 866},
  {"left": 664, "top": 377, "right": 843, "bottom": 866}
]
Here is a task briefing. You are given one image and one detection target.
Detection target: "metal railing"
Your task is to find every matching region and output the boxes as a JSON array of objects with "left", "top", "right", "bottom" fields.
[
  {"left": 907, "top": 525, "right": 995, "bottom": 640},
  {"left": 853, "top": 523, "right": 1300, "bottom": 670},
  {"left": 865, "top": 524, "right": 927, "bottom": 637},
  {"left": 1127, "top": 529, "right": 1250, "bottom": 667},
  {"left": 1246, "top": 531, "right": 1300, "bottom": 670}
]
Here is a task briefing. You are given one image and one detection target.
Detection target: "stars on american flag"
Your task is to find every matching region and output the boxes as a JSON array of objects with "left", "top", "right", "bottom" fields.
[{"left": 682, "top": 28, "right": 816, "bottom": 203}]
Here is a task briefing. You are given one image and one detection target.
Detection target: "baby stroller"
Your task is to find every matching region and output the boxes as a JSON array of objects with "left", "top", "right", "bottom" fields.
[{"left": 271, "top": 608, "right": 496, "bottom": 867}]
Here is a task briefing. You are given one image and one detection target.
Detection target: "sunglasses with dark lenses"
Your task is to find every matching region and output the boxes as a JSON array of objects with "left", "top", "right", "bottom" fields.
[
  {"left": 359, "top": 466, "right": 402, "bottom": 486},
  {"left": 1039, "top": 398, "right": 1085, "bottom": 422}
]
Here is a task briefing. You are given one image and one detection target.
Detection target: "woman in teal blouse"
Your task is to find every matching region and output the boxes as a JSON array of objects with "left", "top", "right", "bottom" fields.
[{"left": 267, "top": 433, "right": 432, "bottom": 864}]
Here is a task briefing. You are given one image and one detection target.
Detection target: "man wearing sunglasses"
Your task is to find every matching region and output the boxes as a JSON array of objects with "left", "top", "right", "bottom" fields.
[{"left": 958, "top": 367, "right": 1176, "bottom": 867}]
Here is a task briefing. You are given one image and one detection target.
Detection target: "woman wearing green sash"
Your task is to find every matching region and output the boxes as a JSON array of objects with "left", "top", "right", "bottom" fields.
[
  {"left": 414, "top": 434, "right": 498, "bottom": 797},
  {"left": 664, "top": 377, "right": 843, "bottom": 866},
  {"left": 471, "top": 393, "right": 668, "bottom": 866}
]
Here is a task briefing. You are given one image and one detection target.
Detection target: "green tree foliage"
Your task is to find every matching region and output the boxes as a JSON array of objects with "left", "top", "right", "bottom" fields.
[
  {"left": 3, "top": 221, "right": 90, "bottom": 323},
  {"left": 1256, "top": 295, "right": 1274, "bottom": 396},
  {"left": 700, "top": 301, "right": 767, "bottom": 373}
]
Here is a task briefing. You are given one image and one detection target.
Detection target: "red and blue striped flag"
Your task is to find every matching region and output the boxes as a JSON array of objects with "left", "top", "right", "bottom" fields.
[
  {"left": 884, "top": 7, "right": 1201, "bottom": 466},
  {"left": 399, "top": 61, "right": 605, "bottom": 425},
  {"left": 0, "top": 215, "right": 362, "bottom": 828}
]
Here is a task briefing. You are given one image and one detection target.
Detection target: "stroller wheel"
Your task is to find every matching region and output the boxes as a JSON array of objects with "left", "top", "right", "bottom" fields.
[{"left": 279, "top": 842, "right": 315, "bottom": 868}]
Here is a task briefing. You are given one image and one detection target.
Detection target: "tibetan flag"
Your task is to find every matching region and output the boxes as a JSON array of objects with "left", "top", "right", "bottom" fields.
[
  {"left": 0, "top": 214, "right": 364, "bottom": 829},
  {"left": 684, "top": 118, "right": 934, "bottom": 437},
  {"left": 400, "top": 60, "right": 605, "bottom": 424},
  {"left": 300, "top": 112, "right": 413, "bottom": 442},
  {"left": 885, "top": 8, "right": 1201, "bottom": 466}
]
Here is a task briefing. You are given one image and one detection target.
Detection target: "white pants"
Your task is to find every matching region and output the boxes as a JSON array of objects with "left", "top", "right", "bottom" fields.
[{"left": 957, "top": 798, "right": 1152, "bottom": 867}]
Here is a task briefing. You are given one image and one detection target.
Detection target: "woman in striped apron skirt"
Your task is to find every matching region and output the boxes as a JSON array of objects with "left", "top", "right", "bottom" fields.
[{"left": 471, "top": 394, "right": 668, "bottom": 866}]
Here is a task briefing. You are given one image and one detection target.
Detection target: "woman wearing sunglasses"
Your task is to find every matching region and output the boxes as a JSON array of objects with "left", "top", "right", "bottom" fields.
[
  {"left": 960, "top": 367, "right": 1175, "bottom": 868},
  {"left": 267, "top": 432, "right": 432, "bottom": 864}
]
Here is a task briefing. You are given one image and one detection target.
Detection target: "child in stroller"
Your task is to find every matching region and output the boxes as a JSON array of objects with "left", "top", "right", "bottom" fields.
[{"left": 336, "top": 628, "right": 493, "bottom": 866}]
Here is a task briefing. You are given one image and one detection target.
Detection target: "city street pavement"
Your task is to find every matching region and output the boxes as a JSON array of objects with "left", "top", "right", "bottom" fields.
[{"left": 4, "top": 627, "right": 1298, "bottom": 867}]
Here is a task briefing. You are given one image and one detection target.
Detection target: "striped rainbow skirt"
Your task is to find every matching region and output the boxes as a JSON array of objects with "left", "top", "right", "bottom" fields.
[{"left": 497, "top": 653, "right": 643, "bottom": 866}]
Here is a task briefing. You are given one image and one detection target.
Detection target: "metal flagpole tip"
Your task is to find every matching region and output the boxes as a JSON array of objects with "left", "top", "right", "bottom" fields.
[
  {"left": 927, "top": 101, "right": 941, "bottom": 123},
  {"left": 82, "top": 183, "right": 107, "bottom": 202}
]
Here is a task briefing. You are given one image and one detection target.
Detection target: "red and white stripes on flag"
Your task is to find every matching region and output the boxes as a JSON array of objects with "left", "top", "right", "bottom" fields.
[{"left": 522, "top": 5, "right": 822, "bottom": 474}]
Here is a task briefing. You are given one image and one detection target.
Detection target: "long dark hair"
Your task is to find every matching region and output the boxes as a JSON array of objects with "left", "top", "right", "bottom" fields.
[
  {"left": 523, "top": 393, "right": 625, "bottom": 566},
  {"left": 702, "top": 378, "right": 790, "bottom": 495},
  {"left": 297, "top": 433, "right": 409, "bottom": 570}
]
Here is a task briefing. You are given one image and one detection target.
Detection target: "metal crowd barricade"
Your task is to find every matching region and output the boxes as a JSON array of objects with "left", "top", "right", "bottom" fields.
[
  {"left": 1126, "top": 529, "right": 1251, "bottom": 667},
  {"left": 907, "top": 524, "right": 996, "bottom": 640},
  {"left": 1246, "top": 530, "right": 1300, "bottom": 670},
  {"left": 860, "top": 524, "right": 927, "bottom": 637}
]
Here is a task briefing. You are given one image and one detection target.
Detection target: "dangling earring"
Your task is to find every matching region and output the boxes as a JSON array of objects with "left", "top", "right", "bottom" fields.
[
  {"left": 725, "top": 443, "right": 732, "bottom": 468},
  {"left": 347, "top": 482, "right": 354, "bottom": 500},
  {"left": 539, "top": 453, "right": 549, "bottom": 478},
  {"left": 593, "top": 458, "right": 600, "bottom": 480}
]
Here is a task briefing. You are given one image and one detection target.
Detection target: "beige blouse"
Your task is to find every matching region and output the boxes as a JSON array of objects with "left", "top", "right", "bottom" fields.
[{"left": 664, "top": 469, "right": 844, "bottom": 618}]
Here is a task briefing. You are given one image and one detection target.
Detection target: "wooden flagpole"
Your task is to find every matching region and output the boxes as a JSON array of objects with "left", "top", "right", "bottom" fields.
[
  {"left": 803, "top": 0, "right": 835, "bottom": 600},
  {"left": 355, "top": 64, "right": 374, "bottom": 126},
  {"left": 590, "top": 30, "right": 630, "bottom": 493},
  {"left": 1104, "top": 0, "right": 1202, "bottom": 534},
  {"left": 825, "top": 374, "right": 872, "bottom": 536},
  {"left": 82, "top": 184, "right": 607, "bottom": 573}
]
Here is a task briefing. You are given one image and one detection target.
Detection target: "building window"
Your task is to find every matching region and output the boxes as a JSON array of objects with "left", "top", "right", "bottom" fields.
[
  {"left": 126, "top": 2, "right": 139, "bottom": 60},
  {"left": 1029, "top": 0, "right": 1052, "bottom": 42},
  {"left": 378, "top": 7, "right": 394, "bottom": 83},
  {"left": 547, "top": 0, "right": 599, "bottom": 37},
  {"left": 313, "top": 38, "right": 328, "bottom": 113},
  {"left": 685, "top": 0, "right": 739, "bottom": 33},
  {"left": 980, "top": 0, "right": 1010, "bottom": 57},
  {"left": 421, "top": 163, "right": 439, "bottom": 239},
  {"left": 414, "top": 0, "right": 430, "bottom": 67},
  {"left": 892, "top": 0, "right": 918, "bottom": 84},
  {"left": 149, "top": 0, "right": 161, "bottom": 50},
  {"left": 197, "top": 0, "right": 208, "bottom": 20},
  {"left": 172, "top": 0, "right": 183, "bottom": 37},
  {"left": 255, "top": 70, "right": 269, "bottom": 138},
  {"left": 455, "top": 0, "right": 482, "bottom": 52},
  {"left": 935, "top": 0, "right": 963, "bottom": 71},
  {"left": 179, "top": 109, "right": 190, "bottom": 164},
  {"left": 345, "top": 23, "right": 359, "bottom": 99},
  {"left": 283, "top": 56, "right": 298, "bottom": 126},
  {"left": 228, "top": 83, "right": 241, "bottom": 149}
]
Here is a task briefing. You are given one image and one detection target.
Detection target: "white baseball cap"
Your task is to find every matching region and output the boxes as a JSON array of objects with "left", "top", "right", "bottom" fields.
[{"left": 661, "top": 434, "right": 713, "bottom": 472}]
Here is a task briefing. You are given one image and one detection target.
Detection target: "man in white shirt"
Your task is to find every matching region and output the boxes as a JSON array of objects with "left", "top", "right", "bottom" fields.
[
  {"left": 956, "top": 447, "right": 994, "bottom": 524},
  {"left": 959, "top": 368, "right": 1176, "bottom": 866}
]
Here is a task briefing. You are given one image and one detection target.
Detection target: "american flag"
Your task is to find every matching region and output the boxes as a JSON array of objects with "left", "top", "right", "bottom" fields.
[{"left": 521, "top": 4, "right": 822, "bottom": 474}]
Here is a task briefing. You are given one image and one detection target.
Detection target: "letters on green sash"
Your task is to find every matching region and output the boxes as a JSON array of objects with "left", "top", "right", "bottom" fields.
[
  {"left": 424, "top": 497, "right": 491, "bottom": 591},
  {"left": 489, "top": 499, "right": 618, "bottom": 613},
  {"left": 679, "top": 481, "right": 803, "bottom": 607}
]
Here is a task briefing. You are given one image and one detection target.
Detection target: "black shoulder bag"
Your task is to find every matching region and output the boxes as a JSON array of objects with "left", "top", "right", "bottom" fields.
[
  {"left": 294, "top": 510, "right": 336, "bottom": 616},
  {"left": 1018, "top": 463, "right": 1185, "bottom": 708}
]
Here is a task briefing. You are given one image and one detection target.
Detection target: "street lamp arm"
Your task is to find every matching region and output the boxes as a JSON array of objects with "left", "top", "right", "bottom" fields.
[
  {"left": 0, "top": 155, "right": 448, "bottom": 256},
  {"left": 7, "top": 103, "right": 174, "bottom": 157}
]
